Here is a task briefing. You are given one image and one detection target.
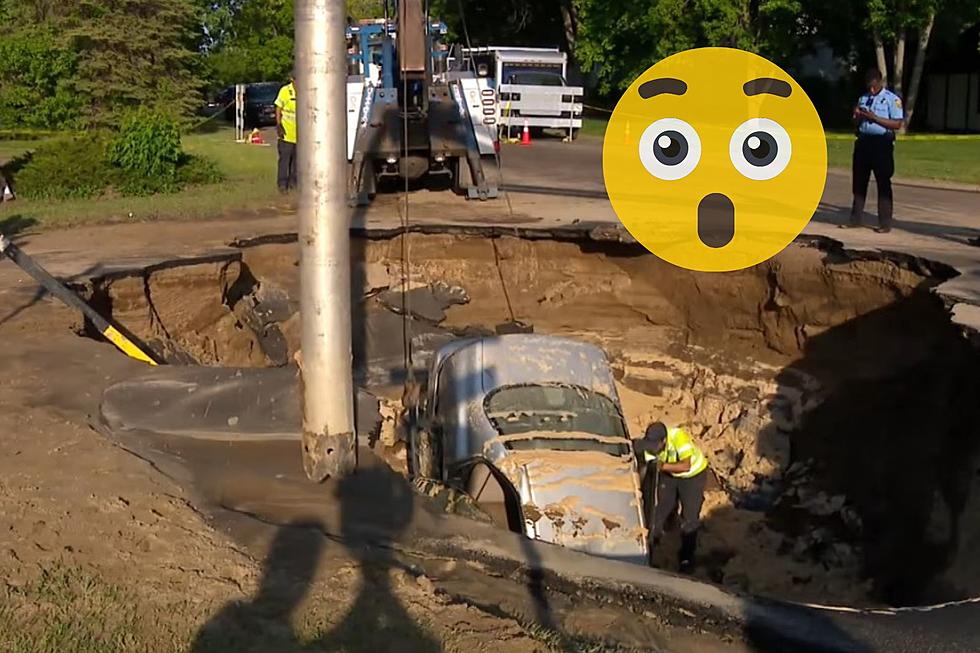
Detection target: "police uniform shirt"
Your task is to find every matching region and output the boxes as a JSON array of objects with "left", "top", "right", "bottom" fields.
[{"left": 857, "top": 88, "right": 903, "bottom": 136}]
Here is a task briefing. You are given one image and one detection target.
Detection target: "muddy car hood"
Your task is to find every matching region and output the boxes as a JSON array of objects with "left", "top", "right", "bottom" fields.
[{"left": 489, "top": 433, "right": 648, "bottom": 564}]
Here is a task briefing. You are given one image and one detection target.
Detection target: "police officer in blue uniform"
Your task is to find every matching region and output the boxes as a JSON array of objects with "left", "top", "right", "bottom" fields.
[{"left": 841, "top": 69, "right": 904, "bottom": 233}]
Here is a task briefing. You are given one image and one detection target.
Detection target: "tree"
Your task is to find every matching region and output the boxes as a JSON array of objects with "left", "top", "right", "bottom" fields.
[
  {"left": 865, "top": 0, "right": 980, "bottom": 131},
  {"left": 571, "top": 0, "right": 808, "bottom": 98},
  {"left": 0, "top": 30, "right": 81, "bottom": 130},
  {"left": 435, "top": 0, "right": 568, "bottom": 50},
  {"left": 64, "top": 0, "right": 205, "bottom": 125},
  {"left": 203, "top": 0, "right": 386, "bottom": 90},
  {"left": 0, "top": 2, "right": 80, "bottom": 129}
]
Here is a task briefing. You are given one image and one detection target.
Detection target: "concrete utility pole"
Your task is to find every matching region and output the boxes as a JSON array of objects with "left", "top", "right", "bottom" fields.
[{"left": 296, "top": 0, "right": 356, "bottom": 481}]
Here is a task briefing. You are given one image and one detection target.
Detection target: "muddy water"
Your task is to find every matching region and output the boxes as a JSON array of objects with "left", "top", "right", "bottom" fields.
[{"left": 90, "top": 231, "right": 980, "bottom": 610}]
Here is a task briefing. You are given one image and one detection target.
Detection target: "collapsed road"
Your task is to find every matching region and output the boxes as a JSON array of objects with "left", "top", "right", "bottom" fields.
[{"left": 74, "top": 222, "right": 980, "bottom": 651}]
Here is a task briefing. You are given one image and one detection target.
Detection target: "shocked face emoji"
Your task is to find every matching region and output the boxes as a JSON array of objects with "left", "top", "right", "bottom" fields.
[{"left": 603, "top": 48, "right": 827, "bottom": 272}]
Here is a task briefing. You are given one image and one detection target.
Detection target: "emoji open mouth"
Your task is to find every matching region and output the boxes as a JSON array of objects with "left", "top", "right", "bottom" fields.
[{"left": 697, "top": 193, "right": 735, "bottom": 248}]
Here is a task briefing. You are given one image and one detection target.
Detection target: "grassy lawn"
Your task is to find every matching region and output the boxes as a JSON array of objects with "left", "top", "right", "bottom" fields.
[
  {"left": 0, "top": 565, "right": 183, "bottom": 653},
  {"left": 2, "top": 120, "right": 977, "bottom": 233},
  {"left": 581, "top": 117, "right": 610, "bottom": 138},
  {"left": 581, "top": 117, "right": 980, "bottom": 185},
  {"left": 0, "top": 562, "right": 622, "bottom": 653},
  {"left": 0, "top": 128, "right": 280, "bottom": 230},
  {"left": 826, "top": 135, "right": 980, "bottom": 184}
]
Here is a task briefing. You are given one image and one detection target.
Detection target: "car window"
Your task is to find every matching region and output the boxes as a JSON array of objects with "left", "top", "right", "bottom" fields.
[
  {"left": 506, "top": 72, "right": 564, "bottom": 86},
  {"left": 484, "top": 383, "right": 626, "bottom": 438},
  {"left": 502, "top": 436, "right": 630, "bottom": 456}
]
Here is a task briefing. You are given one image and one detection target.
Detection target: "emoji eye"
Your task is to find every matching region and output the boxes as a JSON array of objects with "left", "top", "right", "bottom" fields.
[
  {"left": 639, "top": 118, "right": 701, "bottom": 181},
  {"left": 729, "top": 118, "right": 792, "bottom": 180}
]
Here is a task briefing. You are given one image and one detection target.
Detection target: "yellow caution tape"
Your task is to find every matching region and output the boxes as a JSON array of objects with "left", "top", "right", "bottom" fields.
[{"left": 102, "top": 325, "right": 158, "bottom": 365}]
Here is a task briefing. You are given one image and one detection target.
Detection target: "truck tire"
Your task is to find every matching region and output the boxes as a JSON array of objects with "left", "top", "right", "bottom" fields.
[{"left": 452, "top": 156, "right": 470, "bottom": 195}]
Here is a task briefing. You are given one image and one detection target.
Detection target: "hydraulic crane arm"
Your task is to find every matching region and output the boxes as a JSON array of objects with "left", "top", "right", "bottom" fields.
[{"left": 346, "top": 0, "right": 498, "bottom": 205}]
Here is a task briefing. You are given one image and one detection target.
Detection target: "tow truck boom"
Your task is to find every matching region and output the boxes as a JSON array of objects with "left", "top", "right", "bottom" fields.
[{"left": 346, "top": 0, "right": 499, "bottom": 205}]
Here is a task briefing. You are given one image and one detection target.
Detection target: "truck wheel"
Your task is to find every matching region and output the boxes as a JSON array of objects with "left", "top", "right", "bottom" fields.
[{"left": 452, "top": 157, "right": 470, "bottom": 195}]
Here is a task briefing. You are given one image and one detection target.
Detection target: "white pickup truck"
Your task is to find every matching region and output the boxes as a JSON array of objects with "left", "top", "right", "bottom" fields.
[{"left": 459, "top": 46, "right": 584, "bottom": 139}]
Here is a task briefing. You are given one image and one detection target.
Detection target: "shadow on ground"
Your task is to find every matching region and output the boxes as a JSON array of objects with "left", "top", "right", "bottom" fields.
[
  {"left": 814, "top": 203, "right": 980, "bottom": 245},
  {"left": 0, "top": 214, "right": 37, "bottom": 238},
  {"left": 189, "top": 467, "right": 440, "bottom": 653}
]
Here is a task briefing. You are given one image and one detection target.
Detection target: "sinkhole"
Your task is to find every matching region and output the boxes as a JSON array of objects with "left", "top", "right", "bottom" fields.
[{"left": 79, "top": 228, "right": 980, "bottom": 609}]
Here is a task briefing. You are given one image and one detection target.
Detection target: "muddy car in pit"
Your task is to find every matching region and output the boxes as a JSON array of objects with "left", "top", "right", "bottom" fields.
[{"left": 411, "top": 334, "right": 648, "bottom": 564}]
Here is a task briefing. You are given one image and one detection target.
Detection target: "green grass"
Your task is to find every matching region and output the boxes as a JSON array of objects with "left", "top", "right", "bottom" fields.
[
  {"left": 826, "top": 135, "right": 980, "bottom": 184},
  {"left": 0, "top": 564, "right": 181, "bottom": 653},
  {"left": 3, "top": 121, "right": 976, "bottom": 233},
  {"left": 581, "top": 117, "right": 610, "bottom": 138},
  {"left": 580, "top": 117, "right": 980, "bottom": 185},
  {"left": 0, "top": 562, "right": 628, "bottom": 653},
  {"left": 0, "top": 140, "right": 42, "bottom": 165},
  {"left": 0, "top": 128, "right": 280, "bottom": 230}
]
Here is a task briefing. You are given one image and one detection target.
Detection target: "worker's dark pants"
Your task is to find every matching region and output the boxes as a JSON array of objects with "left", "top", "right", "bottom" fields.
[
  {"left": 277, "top": 140, "right": 297, "bottom": 191},
  {"left": 850, "top": 134, "right": 895, "bottom": 228},
  {"left": 651, "top": 469, "right": 707, "bottom": 539}
]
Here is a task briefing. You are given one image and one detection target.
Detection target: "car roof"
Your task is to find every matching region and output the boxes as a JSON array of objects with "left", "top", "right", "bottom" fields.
[{"left": 432, "top": 334, "right": 618, "bottom": 400}]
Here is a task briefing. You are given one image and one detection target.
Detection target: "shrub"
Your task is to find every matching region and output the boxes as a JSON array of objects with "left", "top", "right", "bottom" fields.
[
  {"left": 106, "top": 111, "right": 182, "bottom": 194},
  {"left": 176, "top": 154, "right": 225, "bottom": 186},
  {"left": 11, "top": 135, "right": 114, "bottom": 200},
  {"left": 11, "top": 114, "right": 225, "bottom": 200}
]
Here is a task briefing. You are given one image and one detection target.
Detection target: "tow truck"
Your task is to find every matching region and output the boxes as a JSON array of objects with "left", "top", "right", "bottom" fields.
[{"left": 344, "top": 2, "right": 499, "bottom": 205}]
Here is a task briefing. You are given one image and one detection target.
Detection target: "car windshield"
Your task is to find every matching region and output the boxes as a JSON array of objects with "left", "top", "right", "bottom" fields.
[
  {"left": 502, "top": 436, "right": 631, "bottom": 457},
  {"left": 485, "top": 384, "right": 627, "bottom": 438},
  {"left": 506, "top": 72, "right": 564, "bottom": 86},
  {"left": 247, "top": 84, "right": 281, "bottom": 103}
]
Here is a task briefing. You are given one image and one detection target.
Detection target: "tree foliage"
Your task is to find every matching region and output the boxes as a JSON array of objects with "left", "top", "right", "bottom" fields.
[
  {"left": 66, "top": 0, "right": 205, "bottom": 125},
  {"left": 203, "top": 0, "right": 294, "bottom": 89},
  {"left": 573, "top": 0, "right": 819, "bottom": 96},
  {"left": 0, "top": 0, "right": 203, "bottom": 128},
  {"left": 203, "top": 0, "right": 386, "bottom": 90},
  {"left": 0, "top": 27, "right": 81, "bottom": 129},
  {"left": 0, "top": 0, "right": 977, "bottom": 131}
]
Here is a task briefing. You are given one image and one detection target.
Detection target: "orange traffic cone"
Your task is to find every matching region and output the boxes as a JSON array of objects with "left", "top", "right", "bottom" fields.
[{"left": 520, "top": 120, "right": 531, "bottom": 147}]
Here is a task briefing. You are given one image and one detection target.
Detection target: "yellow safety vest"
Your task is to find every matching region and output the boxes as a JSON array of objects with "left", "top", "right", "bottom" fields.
[
  {"left": 275, "top": 82, "right": 297, "bottom": 144},
  {"left": 643, "top": 427, "right": 708, "bottom": 479}
]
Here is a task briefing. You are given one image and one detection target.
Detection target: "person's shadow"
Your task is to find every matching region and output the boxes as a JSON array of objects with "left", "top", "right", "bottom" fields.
[
  {"left": 312, "top": 463, "right": 441, "bottom": 652},
  {"left": 189, "top": 522, "right": 325, "bottom": 652},
  {"left": 190, "top": 461, "right": 441, "bottom": 652}
]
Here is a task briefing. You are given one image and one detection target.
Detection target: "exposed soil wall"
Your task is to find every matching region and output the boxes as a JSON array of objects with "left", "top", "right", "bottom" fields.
[{"left": 79, "top": 231, "right": 980, "bottom": 607}]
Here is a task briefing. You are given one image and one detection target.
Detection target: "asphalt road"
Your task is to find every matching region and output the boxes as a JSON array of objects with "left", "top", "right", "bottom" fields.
[{"left": 496, "top": 135, "right": 978, "bottom": 237}]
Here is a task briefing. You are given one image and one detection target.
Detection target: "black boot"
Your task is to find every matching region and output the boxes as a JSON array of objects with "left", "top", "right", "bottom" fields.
[
  {"left": 841, "top": 195, "right": 865, "bottom": 228},
  {"left": 678, "top": 531, "right": 698, "bottom": 574},
  {"left": 647, "top": 534, "right": 661, "bottom": 568},
  {"left": 876, "top": 197, "right": 893, "bottom": 233}
]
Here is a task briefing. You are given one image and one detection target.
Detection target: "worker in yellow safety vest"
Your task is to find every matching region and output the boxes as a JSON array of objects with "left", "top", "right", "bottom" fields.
[
  {"left": 274, "top": 70, "right": 297, "bottom": 193},
  {"left": 634, "top": 421, "right": 709, "bottom": 573}
]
